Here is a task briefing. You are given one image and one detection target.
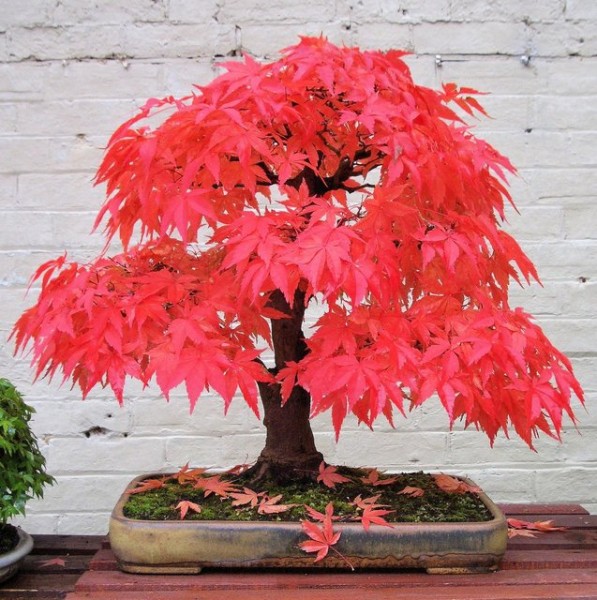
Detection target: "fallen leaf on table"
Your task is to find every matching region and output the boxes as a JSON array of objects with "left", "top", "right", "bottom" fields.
[
  {"left": 507, "top": 517, "right": 566, "bottom": 533},
  {"left": 38, "top": 557, "right": 66, "bottom": 567}
]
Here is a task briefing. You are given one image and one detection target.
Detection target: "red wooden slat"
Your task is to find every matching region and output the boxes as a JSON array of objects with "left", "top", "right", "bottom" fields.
[
  {"left": 31, "top": 535, "right": 105, "bottom": 555},
  {"left": 501, "top": 549, "right": 597, "bottom": 570},
  {"left": 73, "top": 567, "right": 597, "bottom": 592},
  {"left": 506, "top": 514, "right": 597, "bottom": 528},
  {"left": 87, "top": 549, "right": 120, "bottom": 572},
  {"left": 0, "top": 572, "right": 81, "bottom": 595},
  {"left": 499, "top": 504, "right": 590, "bottom": 516},
  {"left": 66, "top": 582, "right": 597, "bottom": 600},
  {"left": 21, "top": 553, "right": 93, "bottom": 574},
  {"left": 506, "top": 529, "right": 597, "bottom": 551}
]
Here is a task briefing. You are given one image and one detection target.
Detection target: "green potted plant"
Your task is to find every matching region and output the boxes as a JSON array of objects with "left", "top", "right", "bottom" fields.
[
  {"left": 12, "top": 37, "right": 583, "bottom": 572},
  {"left": 0, "top": 378, "right": 55, "bottom": 582}
]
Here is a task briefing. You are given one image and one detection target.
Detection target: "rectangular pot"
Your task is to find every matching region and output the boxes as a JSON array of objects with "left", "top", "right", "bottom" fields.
[{"left": 109, "top": 473, "right": 508, "bottom": 574}]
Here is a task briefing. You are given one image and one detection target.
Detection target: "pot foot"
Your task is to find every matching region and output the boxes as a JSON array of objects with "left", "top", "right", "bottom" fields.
[
  {"left": 426, "top": 565, "right": 498, "bottom": 575},
  {"left": 118, "top": 562, "right": 203, "bottom": 575}
]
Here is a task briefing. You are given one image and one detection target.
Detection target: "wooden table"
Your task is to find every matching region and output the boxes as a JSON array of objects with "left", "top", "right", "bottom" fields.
[{"left": 1, "top": 504, "right": 596, "bottom": 599}]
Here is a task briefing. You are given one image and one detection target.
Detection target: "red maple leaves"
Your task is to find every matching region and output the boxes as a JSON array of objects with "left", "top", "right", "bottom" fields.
[
  {"left": 507, "top": 518, "right": 566, "bottom": 538},
  {"left": 12, "top": 36, "right": 583, "bottom": 446}
]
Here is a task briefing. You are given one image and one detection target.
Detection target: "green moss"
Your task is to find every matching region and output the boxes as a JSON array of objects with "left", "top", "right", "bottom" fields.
[{"left": 123, "top": 469, "right": 493, "bottom": 524}]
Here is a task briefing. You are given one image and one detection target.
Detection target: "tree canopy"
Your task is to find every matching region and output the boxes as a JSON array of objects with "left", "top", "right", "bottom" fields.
[{"left": 13, "top": 37, "right": 583, "bottom": 448}]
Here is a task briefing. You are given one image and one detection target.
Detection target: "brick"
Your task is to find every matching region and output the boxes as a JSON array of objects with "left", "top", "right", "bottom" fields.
[
  {"left": 27, "top": 399, "right": 132, "bottom": 437},
  {"left": 131, "top": 395, "right": 263, "bottom": 436},
  {"left": 240, "top": 22, "right": 350, "bottom": 58},
  {"left": 345, "top": 0, "right": 451, "bottom": 24},
  {"left": 565, "top": 0, "right": 597, "bottom": 20},
  {"left": 0, "top": 0, "right": 51, "bottom": 28},
  {"left": 431, "top": 55, "right": 545, "bottom": 96},
  {"left": 534, "top": 467, "right": 597, "bottom": 504},
  {"left": 449, "top": 0, "right": 565, "bottom": 23},
  {"left": 168, "top": 0, "right": 220, "bottom": 24},
  {"left": 332, "top": 431, "right": 450, "bottom": 469},
  {"left": 530, "top": 95, "right": 597, "bottom": 130},
  {"left": 47, "top": 436, "right": 166, "bottom": 474},
  {"left": 504, "top": 206, "right": 563, "bottom": 240},
  {"left": 510, "top": 280, "right": 597, "bottom": 318},
  {"left": 0, "top": 135, "right": 105, "bottom": 174},
  {"left": 162, "top": 60, "right": 220, "bottom": 96},
  {"left": 122, "top": 22, "right": 236, "bottom": 59},
  {"left": 50, "top": 0, "right": 168, "bottom": 25},
  {"left": 16, "top": 99, "right": 137, "bottom": 137},
  {"left": 529, "top": 20, "right": 597, "bottom": 58},
  {"left": 537, "top": 318, "right": 597, "bottom": 354},
  {"left": 484, "top": 131, "right": 596, "bottom": 169},
  {"left": 544, "top": 58, "right": 597, "bottom": 94},
  {"left": 54, "top": 60, "right": 163, "bottom": 100},
  {"left": 16, "top": 172, "right": 102, "bottom": 211},
  {"left": 0, "top": 102, "right": 17, "bottom": 133},
  {"left": 0, "top": 63, "right": 45, "bottom": 101},
  {"left": 412, "top": 21, "right": 528, "bottom": 55},
  {"left": 461, "top": 468, "right": 538, "bottom": 503},
  {"left": 521, "top": 167, "right": 597, "bottom": 200},
  {"left": 561, "top": 428, "right": 597, "bottom": 462},
  {"left": 564, "top": 203, "right": 597, "bottom": 240},
  {"left": 218, "top": 0, "right": 336, "bottom": 24},
  {"left": 0, "top": 210, "right": 98, "bottom": 250},
  {"left": 447, "top": 430, "right": 565, "bottom": 468},
  {"left": 164, "top": 434, "right": 265, "bottom": 469},
  {"left": 10, "top": 513, "right": 61, "bottom": 534},
  {"left": 25, "top": 474, "right": 134, "bottom": 512},
  {"left": 521, "top": 241, "right": 597, "bottom": 280},
  {"left": 353, "top": 23, "right": 415, "bottom": 52},
  {"left": 569, "top": 358, "right": 597, "bottom": 392},
  {"left": 7, "top": 25, "right": 126, "bottom": 62}
]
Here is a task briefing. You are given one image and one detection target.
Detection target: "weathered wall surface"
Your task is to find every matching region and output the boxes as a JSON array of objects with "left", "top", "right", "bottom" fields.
[{"left": 1, "top": 0, "right": 595, "bottom": 534}]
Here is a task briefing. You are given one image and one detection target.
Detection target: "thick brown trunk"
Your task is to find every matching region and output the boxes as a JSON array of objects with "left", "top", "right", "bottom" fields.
[{"left": 248, "top": 289, "right": 323, "bottom": 483}]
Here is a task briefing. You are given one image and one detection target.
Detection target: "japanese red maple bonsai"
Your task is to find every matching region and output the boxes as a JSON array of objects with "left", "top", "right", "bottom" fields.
[{"left": 13, "top": 37, "right": 583, "bottom": 484}]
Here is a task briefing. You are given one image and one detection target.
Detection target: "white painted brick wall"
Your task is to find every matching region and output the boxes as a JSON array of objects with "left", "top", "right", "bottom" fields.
[{"left": 1, "top": 0, "right": 595, "bottom": 534}]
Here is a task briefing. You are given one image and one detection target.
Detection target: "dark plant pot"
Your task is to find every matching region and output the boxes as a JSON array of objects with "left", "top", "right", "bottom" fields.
[
  {"left": 109, "top": 473, "right": 508, "bottom": 574},
  {"left": 0, "top": 527, "right": 34, "bottom": 583}
]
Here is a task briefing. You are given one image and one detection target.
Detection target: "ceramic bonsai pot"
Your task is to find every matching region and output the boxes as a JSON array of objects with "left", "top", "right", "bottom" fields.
[
  {"left": 109, "top": 474, "right": 508, "bottom": 574},
  {"left": 0, "top": 528, "right": 34, "bottom": 583}
]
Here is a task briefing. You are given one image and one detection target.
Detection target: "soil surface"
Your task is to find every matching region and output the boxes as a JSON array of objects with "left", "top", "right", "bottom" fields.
[
  {"left": 123, "top": 468, "right": 494, "bottom": 524},
  {"left": 0, "top": 523, "right": 19, "bottom": 555}
]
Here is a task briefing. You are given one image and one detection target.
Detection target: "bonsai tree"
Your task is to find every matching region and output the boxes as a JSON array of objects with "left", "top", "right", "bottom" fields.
[
  {"left": 13, "top": 37, "right": 583, "bottom": 483},
  {"left": 0, "top": 378, "right": 54, "bottom": 551}
]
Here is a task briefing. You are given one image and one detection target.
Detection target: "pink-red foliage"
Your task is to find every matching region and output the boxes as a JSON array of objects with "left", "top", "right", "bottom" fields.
[{"left": 13, "top": 37, "right": 583, "bottom": 447}]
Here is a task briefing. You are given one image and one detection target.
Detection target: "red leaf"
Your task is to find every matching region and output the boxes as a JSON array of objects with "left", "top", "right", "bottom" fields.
[
  {"left": 127, "top": 478, "right": 165, "bottom": 495},
  {"left": 360, "top": 504, "right": 395, "bottom": 531},
  {"left": 299, "top": 502, "right": 342, "bottom": 563},
  {"left": 360, "top": 468, "right": 398, "bottom": 487},
  {"left": 229, "top": 487, "right": 264, "bottom": 508},
  {"left": 176, "top": 500, "right": 202, "bottom": 520},
  {"left": 317, "top": 462, "right": 352, "bottom": 488},
  {"left": 433, "top": 474, "right": 481, "bottom": 495},
  {"left": 507, "top": 518, "right": 566, "bottom": 533},
  {"left": 170, "top": 463, "right": 207, "bottom": 485},
  {"left": 257, "top": 494, "right": 295, "bottom": 514},
  {"left": 195, "top": 475, "right": 238, "bottom": 498},
  {"left": 398, "top": 486, "right": 425, "bottom": 498}
]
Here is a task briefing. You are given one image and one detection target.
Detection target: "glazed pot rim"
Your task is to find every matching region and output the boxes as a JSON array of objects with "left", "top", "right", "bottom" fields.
[{"left": 0, "top": 527, "right": 34, "bottom": 569}]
